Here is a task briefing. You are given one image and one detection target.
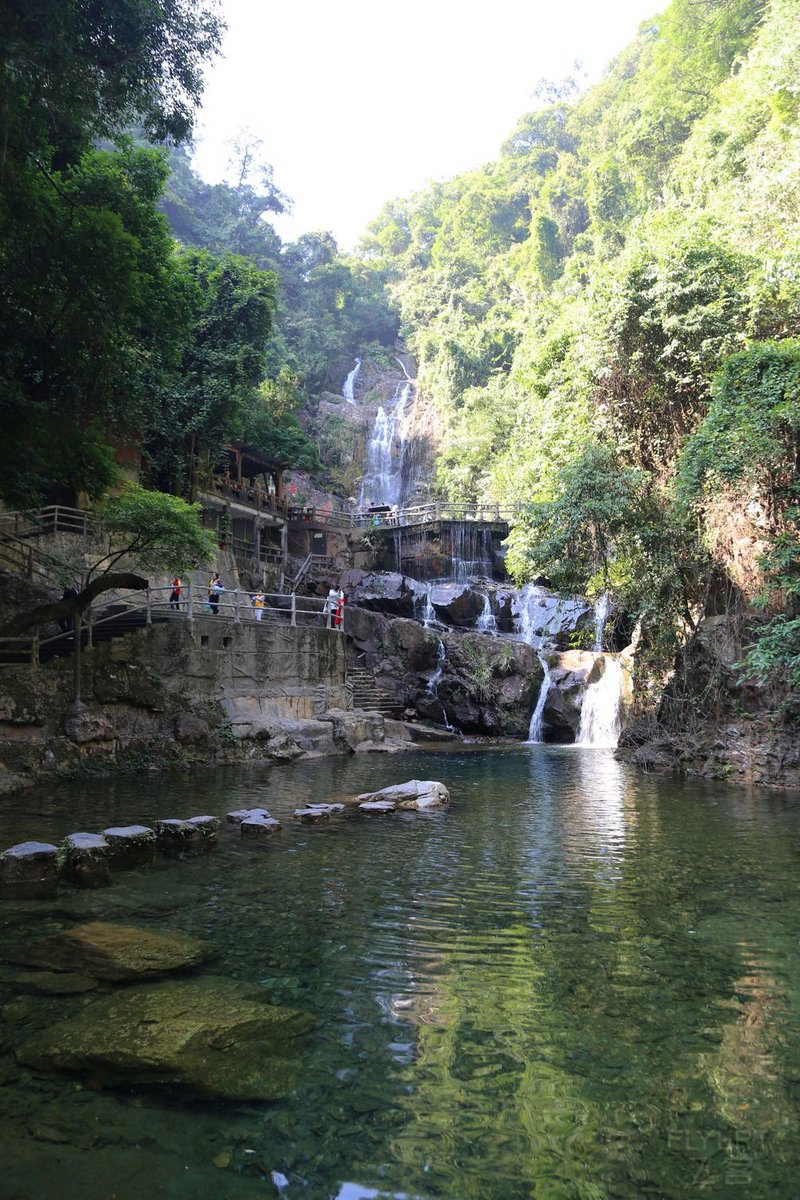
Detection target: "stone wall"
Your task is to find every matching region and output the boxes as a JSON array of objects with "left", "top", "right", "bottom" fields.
[{"left": 0, "top": 619, "right": 350, "bottom": 793}]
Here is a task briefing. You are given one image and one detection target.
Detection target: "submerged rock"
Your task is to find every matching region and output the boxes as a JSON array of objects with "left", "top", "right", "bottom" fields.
[
  {"left": 15, "top": 975, "right": 314, "bottom": 1101},
  {"left": 9, "top": 921, "right": 210, "bottom": 981}
]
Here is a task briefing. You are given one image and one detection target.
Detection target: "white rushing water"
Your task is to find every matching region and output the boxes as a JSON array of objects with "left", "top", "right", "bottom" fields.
[
  {"left": 526, "top": 654, "right": 552, "bottom": 743},
  {"left": 576, "top": 654, "right": 624, "bottom": 748},
  {"left": 593, "top": 591, "right": 611, "bottom": 652},
  {"left": 476, "top": 592, "right": 497, "bottom": 634},
  {"left": 427, "top": 637, "right": 455, "bottom": 730},
  {"left": 343, "top": 358, "right": 361, "bottom": 404},
  {"left": 359, "top": 377, "right": 413, "bottom": 507}
]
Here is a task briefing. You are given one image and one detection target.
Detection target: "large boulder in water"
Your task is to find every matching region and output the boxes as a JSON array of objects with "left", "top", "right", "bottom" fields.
[
  {"left": 8, "top": 921, "right": 210, "bottom": 981},
  {"left": 15, "top": 976, "right": 314, "bottom": 1101}
]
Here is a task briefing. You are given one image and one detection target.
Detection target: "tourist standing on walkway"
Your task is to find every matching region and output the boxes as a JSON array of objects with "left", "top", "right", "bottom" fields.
[
  {"left": 169, "top": 577, "right": 182, "bottom": 610},
  {"left": 208, "top": 573, "right": 223, "bottom": 615},
  {"left": 252, "top": 591, "right": 266, "bottom": 621},
  {"left": 324, "top": 587, "right": 338, "bottom": 629}
]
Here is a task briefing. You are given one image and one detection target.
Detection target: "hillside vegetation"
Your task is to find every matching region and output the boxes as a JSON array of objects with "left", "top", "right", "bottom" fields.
[{"left": 362, "top": 0, "right": 800, "bottom": 700}]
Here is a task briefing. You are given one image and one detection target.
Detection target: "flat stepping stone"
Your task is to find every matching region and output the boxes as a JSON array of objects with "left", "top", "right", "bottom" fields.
[
  {"left": 186, "top": 815, "right": 220, "bottom": 839},
  {"left": 154, "top": 819, "right": 200, "bottom": 846},
  {"left": 294, "top": 807, "right": 331, "bottom": 822},
  {"left": 227, "top": 807, "right": 271, "bottom": 825},
  {"left": 0, "top": 841, "right": 60, "bottom": 887},
  {"left": 62, "top": 833, "right": 110, "bottom": 888},
  {"left": 358, "top": 801, "right": 396, "bottom": 815},
  {"left": 241, "top": 817, "right": 283, "bottom": 840},
  {"left": 102, "top": 826, "right": 156, "bottom": 858}
]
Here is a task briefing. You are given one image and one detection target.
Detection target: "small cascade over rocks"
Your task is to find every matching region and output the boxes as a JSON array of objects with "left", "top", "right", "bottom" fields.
[
  {"left": 576, "top": 654, "right": 624, "bottom": 748},
  {"left": 426, "top": 637, "right": 455, "bottom": 732},
  {"left": 476, "top": 593, "right": 497, "bottom": 634},
  {"left": 526, "top": 654, "right": 552, "bottom": 743},
  {"left": 515, "top": 587, "right": 629, "bottom": 748},
  {"left": 342, "top": 358, "right": 361, "bottom": 404}
]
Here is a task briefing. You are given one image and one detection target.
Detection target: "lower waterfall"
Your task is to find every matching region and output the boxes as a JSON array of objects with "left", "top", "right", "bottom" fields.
[
  {"left": 526, "top": 655, "right": 552, "bottom": 743},
  {"left": 576, "top": 655, "right": 624, "bottom": 748}
]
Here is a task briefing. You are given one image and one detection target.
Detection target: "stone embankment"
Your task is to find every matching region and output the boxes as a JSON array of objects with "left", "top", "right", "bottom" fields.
[{"left": 0, "top": 616, "right": 456, "bottom": 796}]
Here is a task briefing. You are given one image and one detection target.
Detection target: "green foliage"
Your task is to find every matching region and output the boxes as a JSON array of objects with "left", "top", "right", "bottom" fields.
[
  {"left": 678, "top": 340, "right": 800, "bottom": 510},
  {"left": 0, "top": 143, "right": 187, "bottom": 507},
  {"left": 100, "top": 483, "right": 217, "bottom": 576},
  {"left": 146, "top": 247, "right": 278, "bottom": 491}
]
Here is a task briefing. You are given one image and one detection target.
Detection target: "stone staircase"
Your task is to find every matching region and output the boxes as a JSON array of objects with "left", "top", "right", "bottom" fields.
[
  {"left": 0, "top": 606, "right": 171, "bottom": 667},
  {"left": 346, "top": 662, "right": 404, "bottom": 716}
]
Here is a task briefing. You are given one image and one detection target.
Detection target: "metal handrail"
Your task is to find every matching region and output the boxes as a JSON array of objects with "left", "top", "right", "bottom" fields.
[{"left": 0, "top": 581, "right": 346, "bottom": 668}]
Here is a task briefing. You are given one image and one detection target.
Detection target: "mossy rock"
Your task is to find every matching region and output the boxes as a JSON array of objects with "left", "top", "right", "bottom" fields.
[{"left": 15, "top": 975, "right": 314, "bottom": 1101}]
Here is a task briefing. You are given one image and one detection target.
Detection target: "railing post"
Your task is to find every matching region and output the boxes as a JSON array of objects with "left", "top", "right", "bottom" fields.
[
  {"left": 32, "top": 629, "right": 39, "bottom": 668},
  {"left": 187, "top": 579, "right": 193, "bottom": 623},
  {"left": 146, "top": 585, "right": 152, "bottom": 626},
  {"left": 290, "top": 593, "right": 296, "bottom": 628},
  {"left": 235, "top": 588, "right": 241, "bottom": 623},
  {"left": 86, "top": 603, "right": 93, "bottom": 648}
]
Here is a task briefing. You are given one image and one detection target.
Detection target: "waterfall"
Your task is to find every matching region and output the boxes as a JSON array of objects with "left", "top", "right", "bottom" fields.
[
  {"left": 593, "top": 591, "right": 610, "bottom": 652},
  {"left": 448, "top": 523, "right": 494, "bottom": 581},
  {"left": 359, "top": 378, "right": 413, "bottom": 507},
  {"left": 576, "top": 655, "right": 623, "bottom": 748},
  {"left": 427, "top": 637, "right": 454, "bottom": 730},
  {"left": 413, "top": 581, "right": 436, "bottom": 627},
  {"left": 476, "top": 592, "right": 497, "bottom": 634},
  {"left": 527, "top": 654, "right": 552, "bottom": 743},
  {"left": 343, "top": 358, "right": 361, "bottom": 404}
]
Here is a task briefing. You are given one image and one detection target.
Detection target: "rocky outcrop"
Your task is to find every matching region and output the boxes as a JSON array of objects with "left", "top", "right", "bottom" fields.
[
  {"left": 617, "top": 613, "right": 800, "bottom": 789},
  {"left": 346, "top": 605, "right": 540, "bottom": 735},
  {"left": 15, "top": 975, "right": 314, "bottom": 1101},
  {"left": 355, "top": 779, "right": 450, "bottom": 810}
]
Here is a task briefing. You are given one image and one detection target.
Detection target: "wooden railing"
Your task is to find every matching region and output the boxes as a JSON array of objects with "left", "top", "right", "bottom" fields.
[
  {"left": 197, "top": 478, "right": 288, "bottom": 517},
  {"left": 289, "top": 501, "right": 520, "bottom": 530},
  {"left": 0, "top": 504, "right": 96, "bottom": 540}
]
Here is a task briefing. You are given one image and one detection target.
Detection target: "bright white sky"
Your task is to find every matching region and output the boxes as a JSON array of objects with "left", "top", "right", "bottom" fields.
[{"left": 193, "top": 0, "right": 659, "bottom": 251}]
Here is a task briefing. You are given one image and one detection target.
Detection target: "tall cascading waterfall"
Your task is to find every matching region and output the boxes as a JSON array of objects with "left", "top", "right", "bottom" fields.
[
  {"left": 593, "top": 591, "right": 610, "bottom": 651},
  {"left": 342, "top": 358, "right": 361, "bottom": 404},
  {"left": 358, "top": 374, "right": 414, "bottom": 508}
]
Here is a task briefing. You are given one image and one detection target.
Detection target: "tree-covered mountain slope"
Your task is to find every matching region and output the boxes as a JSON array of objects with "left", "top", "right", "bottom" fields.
[{"left": 363, "top": 0, "right": 800, "bottom": 711}]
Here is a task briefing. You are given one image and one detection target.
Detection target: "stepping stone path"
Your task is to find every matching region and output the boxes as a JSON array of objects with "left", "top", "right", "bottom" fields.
[{"left": 227, "top": 807, "right": 283, "bottom": 839}]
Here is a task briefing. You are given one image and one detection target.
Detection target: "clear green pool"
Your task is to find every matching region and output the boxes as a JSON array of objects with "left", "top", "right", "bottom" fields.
[{"left": 1, "top": 746, "right": 799, "bottom": 1199}]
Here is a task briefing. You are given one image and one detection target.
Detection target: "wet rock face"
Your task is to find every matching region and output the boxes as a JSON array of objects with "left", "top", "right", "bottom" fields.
[
  {"left": 15, "top": 976, "right": 314, "bottom": 1101},
  {"left": 9, "top": 921, "right": 211, "bottom": 981},
  {"left": 429, "top": 583, "right": 485, "bottom": 627}
]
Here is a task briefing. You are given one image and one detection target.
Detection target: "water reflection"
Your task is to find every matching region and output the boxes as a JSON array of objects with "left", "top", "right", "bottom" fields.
[{"left": 0, "top": 749, "right": 798, "bottom": 1199}]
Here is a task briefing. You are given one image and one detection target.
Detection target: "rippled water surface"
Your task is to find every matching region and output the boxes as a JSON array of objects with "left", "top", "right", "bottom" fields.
[{"left": 1, "top": 747, "right": 799, "bottom": 1199}]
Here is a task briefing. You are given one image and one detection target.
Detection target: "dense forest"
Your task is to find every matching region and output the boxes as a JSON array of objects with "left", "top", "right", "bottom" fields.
[
  {"left": 1, "top": 0, "right": 797, "bottom": 723},
  {"left": 0, "top": 0, "right": 396, "bottom": 508}
]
